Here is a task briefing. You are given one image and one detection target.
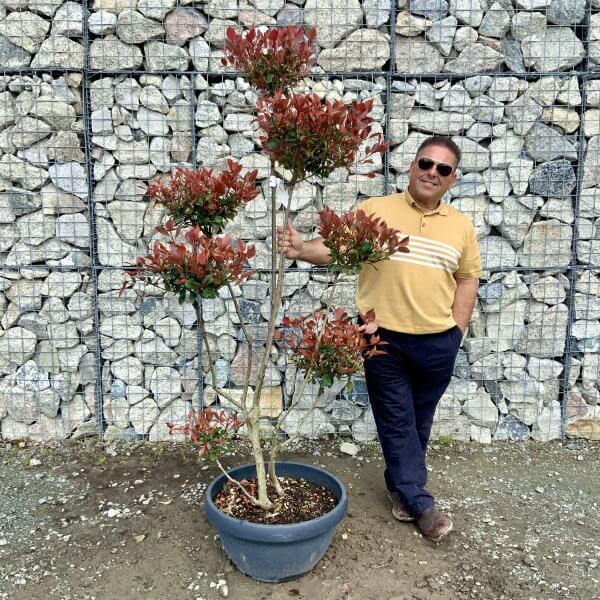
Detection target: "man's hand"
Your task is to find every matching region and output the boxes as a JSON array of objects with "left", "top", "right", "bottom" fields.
[
  {"left": 276, "top": 220, "right": 305, "bottom": 260},
  {"left": 452, "top": 277, "right": 478, "bottom": 334}
]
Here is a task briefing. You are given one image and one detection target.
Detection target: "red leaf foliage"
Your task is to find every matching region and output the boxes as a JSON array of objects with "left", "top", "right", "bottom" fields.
[
  {"left": 222, "top": 26, "right": 317, "bottom": 94},
  {"left": 318, "top": 207, "right": 409, "bottom": 274},
  {"left": 121, "top": 221, "right": 256, "bottom": 303},
  {"left": 255, "top": 91, "right": 388, "bottom": 180},
  {"left": 167, "top": 408, "right": 244, "bottom": 460},
  {"left": 274, "top": 308, "right": 386, "bottom": 388},
  {"left": 148, "top": 159, "right": 259, "bottom": 234}
]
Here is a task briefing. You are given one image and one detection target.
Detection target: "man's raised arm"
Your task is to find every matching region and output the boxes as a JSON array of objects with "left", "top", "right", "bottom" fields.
[{"left": 276, "top": 221, "right": 331, "bottom": 266}]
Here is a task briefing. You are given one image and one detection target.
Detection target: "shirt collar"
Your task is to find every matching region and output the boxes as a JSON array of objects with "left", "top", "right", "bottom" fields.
[{"left": 403, "top": 188, "right": 448, "bottom": 216}]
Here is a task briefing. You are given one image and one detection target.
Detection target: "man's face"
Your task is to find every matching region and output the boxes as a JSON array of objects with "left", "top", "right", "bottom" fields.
[{"left": 408, "top": 144, "right": 458, "bottom": 204}]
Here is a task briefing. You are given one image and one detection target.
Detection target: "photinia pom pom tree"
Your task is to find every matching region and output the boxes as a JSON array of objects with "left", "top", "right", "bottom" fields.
[{"left": 122, "top": 25, "right": 407, "bottom": 511}]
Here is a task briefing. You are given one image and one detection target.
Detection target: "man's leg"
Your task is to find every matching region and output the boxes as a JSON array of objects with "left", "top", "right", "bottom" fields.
[
  {"left": 363, "top": 331, "right": 435, "bottom": 517},
  {"left": 410, "top": 325, "right": 462, "bottom": 489}
]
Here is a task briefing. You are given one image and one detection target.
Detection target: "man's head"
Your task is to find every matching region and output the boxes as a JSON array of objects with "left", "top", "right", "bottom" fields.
[{"left": 408, "top": 136, "right": 461, "bottom": 206}]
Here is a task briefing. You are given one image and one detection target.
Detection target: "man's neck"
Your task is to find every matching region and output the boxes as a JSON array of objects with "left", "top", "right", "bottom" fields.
[{"left": 407, "top": 185, "right": 442, "bottom": 212}]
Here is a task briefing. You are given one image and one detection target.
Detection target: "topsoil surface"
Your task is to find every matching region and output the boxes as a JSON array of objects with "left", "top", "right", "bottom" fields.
[{"left": 0, "top": 438, "right": 599, "bottom": 600}]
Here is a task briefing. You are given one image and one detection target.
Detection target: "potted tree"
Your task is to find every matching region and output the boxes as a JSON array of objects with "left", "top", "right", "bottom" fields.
[{"left": 121, "top": 26, "right": 407, "bottom": 582}]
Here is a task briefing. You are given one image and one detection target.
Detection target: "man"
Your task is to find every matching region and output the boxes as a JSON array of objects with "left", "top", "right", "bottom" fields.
[{"left": 277, "top": 136, "right": 481, "bottom": 541}]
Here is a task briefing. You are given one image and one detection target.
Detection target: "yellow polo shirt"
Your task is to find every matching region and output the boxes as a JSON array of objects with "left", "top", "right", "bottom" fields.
[{"left": 355, "top": 189, "right": 482, "bottom": 334}]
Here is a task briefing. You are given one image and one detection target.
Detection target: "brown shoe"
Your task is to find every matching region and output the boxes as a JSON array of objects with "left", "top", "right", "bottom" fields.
[
  {"left": 416, "top": 507, "right": 453, "bottom": 541},
  {"left": 387, "top": 491, "right": 415, "bottom": 522}
]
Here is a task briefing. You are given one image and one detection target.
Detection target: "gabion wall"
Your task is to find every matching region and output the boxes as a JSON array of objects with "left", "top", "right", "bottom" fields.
[{"left": 0, "top": 0, "right": 599, "bottom": 444}]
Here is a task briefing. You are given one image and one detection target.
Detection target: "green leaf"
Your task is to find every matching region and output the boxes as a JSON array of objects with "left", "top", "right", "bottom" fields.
[{"left": 320, "top": 373, "right": 334, "bottom": 388}]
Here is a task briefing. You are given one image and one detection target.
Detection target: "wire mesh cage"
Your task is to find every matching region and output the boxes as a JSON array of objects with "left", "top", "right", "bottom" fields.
[{"left": 0, "top": 0, "right": 599, "bottom": 444}]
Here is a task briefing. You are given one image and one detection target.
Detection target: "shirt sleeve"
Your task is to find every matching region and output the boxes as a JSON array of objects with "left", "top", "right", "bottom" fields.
[{"left": 455, "top": 220, "right": 482, "bottom": 279}]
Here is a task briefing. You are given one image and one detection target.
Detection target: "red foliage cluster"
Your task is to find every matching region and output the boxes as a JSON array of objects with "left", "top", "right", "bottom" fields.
[
  {"left": 222, "top": 26, "right": 317, "bottom": 94},
  {"left": 255, "top": 91, "right": 388, "bottom": 180},
  {"left": 121, "top": 220, "right": 255, "bottom": 303},
  {"left": 167, "top": 408, "right": 244, "bottom": 460},
  {"left": 274, "top": 308, "right": 386, "bottom": 388},
  {"left": 148, "top": 160, "right": 259, "bottom": 234},
  {"left": 318, "top": 207, "right": 409, "bottom": 274}
]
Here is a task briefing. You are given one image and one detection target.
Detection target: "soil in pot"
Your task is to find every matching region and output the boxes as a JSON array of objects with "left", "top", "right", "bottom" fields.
[{"left": 214, "top": 476, "right": 337, "bottom": 524}]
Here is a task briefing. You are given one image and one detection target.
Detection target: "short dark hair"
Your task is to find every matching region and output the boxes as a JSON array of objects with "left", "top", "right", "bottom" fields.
[{"left": 416, "top": 136, "right": 461, "bottom": 166}]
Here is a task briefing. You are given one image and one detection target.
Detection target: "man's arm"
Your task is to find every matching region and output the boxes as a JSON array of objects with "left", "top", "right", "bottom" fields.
[
  {"left": 452, "top": 277, "right": 478, "bottom": 334},
  {"left": 276, "top": 221, "right": 331, "bottom": 265}
]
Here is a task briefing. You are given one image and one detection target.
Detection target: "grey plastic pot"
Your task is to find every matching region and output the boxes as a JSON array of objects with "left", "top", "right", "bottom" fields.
[{"left": 204, "top": 461, "right": 348, "bottom": 583}]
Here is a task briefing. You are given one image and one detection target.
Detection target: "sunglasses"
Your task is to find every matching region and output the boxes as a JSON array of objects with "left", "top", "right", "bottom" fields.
[{"left": 417, "top": 157, "right": 454, "bottom": 178}]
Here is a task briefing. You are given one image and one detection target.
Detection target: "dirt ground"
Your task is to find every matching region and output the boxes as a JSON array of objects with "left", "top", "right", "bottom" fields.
[{"left": 0, "top": 438, "right": 599, "bottom": 600}]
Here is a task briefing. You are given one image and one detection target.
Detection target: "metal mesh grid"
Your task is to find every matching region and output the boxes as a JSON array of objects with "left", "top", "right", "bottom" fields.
[{"left": 0, "top": 0, "right": 599, "bottom": 444}]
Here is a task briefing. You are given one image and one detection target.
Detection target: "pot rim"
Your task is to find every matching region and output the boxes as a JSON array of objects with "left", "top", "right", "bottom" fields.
[{"left": 204, "top": 460, "right": 348, "bottom": 541}]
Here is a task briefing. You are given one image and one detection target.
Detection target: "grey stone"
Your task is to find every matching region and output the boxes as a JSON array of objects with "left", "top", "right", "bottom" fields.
[
  {"left": 351, "top": 407, "right": 378, "bottom": 442},
  {"left": 478, "top": 236, "right": 518, "bottom": 270},
  {"left": 445, "top": 43, "right": 502, "bottom": 74},
  {"left": 56, "top": 213, "right": 90, "bottom": 248},
  {"left": 16, "top": 360, "right": 50, "bottom": 392},
  {"left": 0, "top": 11, "right": 50, "bottom": 54},
  {"left": 277, "top": 3, "right": 304, "bottom": 26},
  {"left": 99, "top": 314, "right": 143, "bottom": 340},
  {"left": 582, "top": 136, "right": 600, "bottom": 189},
  {"left": 494, "top": 414, "right": 530, "bottom": 440},
  {"left": 410, "top": 0, "right": 449, "bottom": 21},
  {"left": 507, "top": 158, "right": 534, "bottom": 196},
  {"left": 52, "top": 2, "right": 83, "bottom": 36},
  {"left": 395, "top": 37, "right": 444, "bottom": 74},
  {"left": 515, "top": 304, "right": 568, "bottom": 358},
  {"left": 282, "top": 408, "right": 335, "bottom": 439},
  {"left": 31, "top": 35, "right": 84, "bottom": 69},
  {"left": 137, "top": 0, "right": 176, "bottom": 20},
  {"left": 148, "top": 366, "right": 182, "bottom": 408},
  {"left": 318, "top": 29, "right": 390, "bottom": 71},
  {"left": 450, "top": 0, "right": 483, "bottom": 26},
  {"left": 0, "top": 188, "right": 41, "bottom": 218},
  {"left": 511, "top": 11, "right": 547, "bottom": 41},
  {"left": 116, "top": 10, "right": 165, "bottom": 44},
  {"left": 144, "top": 42, "right": 189, "bottom": 71},
  {"left": 524, "top": 122, "right": 577, "bottom": 162},
  {"left": 547, "top": 0, "right": 585, "bottom": 25},
  {"left": 0, "top": 156, "right": 48, "bottom": 190},
  {"left": 0, "top": 35, "right": 31, "bottom": 68},
  {"left": 453, "top": 26, "right": 478, "bottom": 52},
  {"left": 463, "top": 391, "right": 498, "bottom": 428},
  {"left": 529, "top": 160, "right": 576, "bottom": 197},
  {"left": 502, "top": 39, "right": 526, "bottom": 73},
  {"left": 330, "top": 398, "right": 364, "bottom": 422},
  {"left": 48, "top": 163, "right": 87, "bottom": 200},
  {"left": 505, "top": 95, "right": 543, "bottom": 136},
  {"left": 425, "top": 16, "right": 458, "bottom": 56},
  {"left": 469, "top": 95, "right": 504, "bottom": 124},
  {"left": 363, "top": 0, "right": 391, "bottom": 27},
  {"left": 521, "top": 27, "right": 584, "bottom": 72},
  {"left": 129, "top": 398, "right": 159, "bottom": 433},
  {"left": 304, "top": 0, "right": 362, "bottom": 48},
  {"left": 0, "top": 327, "right": 37, "bottom": 365},
  {"left": 42, "top": 271, "right": 82, "bottom": 298},
  {"left": 497, "top": 196, "right": 536, "bottom": 248},
  {"left": 479, "top": 2, "right": 510, "bottom": 38},
  {"left": 164, "top": 7, "right": 207, "bottom": 45},
  {"left": 409, "top": 108, "right": 474, "bottom": 134},
  {"left": 464, "top": 75, "right": 492, "bottom": 96},
  {"left": 518, "top": 220, "right": 573, "bottom": 268},
  {"left": 90, "top": 39, "right": 143, "bottom": 70},
  {"left": 88, "top": 10, "right": 118, "bottom": 34},
  {"left": 5, "top": 386, "right": 39, "bottom": 424}
]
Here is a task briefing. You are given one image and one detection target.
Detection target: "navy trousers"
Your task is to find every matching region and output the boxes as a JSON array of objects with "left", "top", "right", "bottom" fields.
[{"left": 363, "top": 324, "right": 462, "bottom": 517}]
